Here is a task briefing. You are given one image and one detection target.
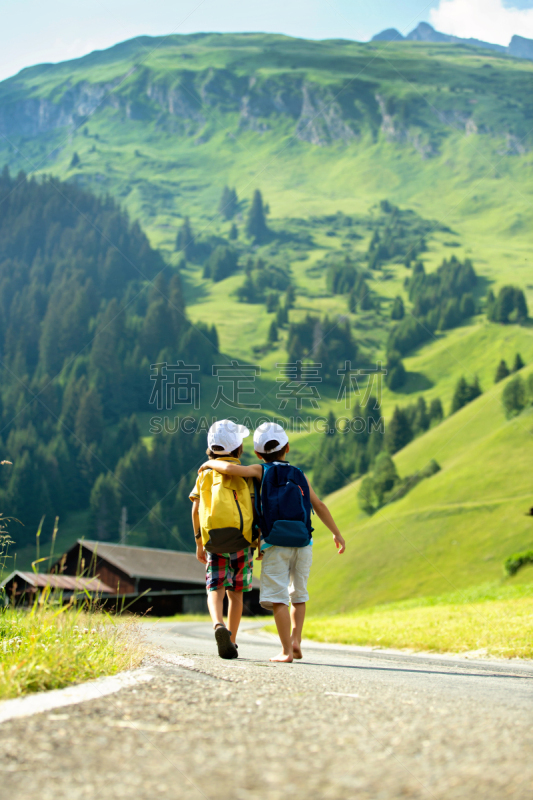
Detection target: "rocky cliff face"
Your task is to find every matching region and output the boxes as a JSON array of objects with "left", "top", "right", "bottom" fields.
[
  {"left": 509, "top": 35, "right": 533, "bottom": 60},
  {"left": 0, "top": 78, "right": 125, "bottom": 137},
  {"left": 0, "top": 68, "right": 377, "bottom": 147},
  {"left": 0, "top": 55, "right": 529, "bottom": 156}
]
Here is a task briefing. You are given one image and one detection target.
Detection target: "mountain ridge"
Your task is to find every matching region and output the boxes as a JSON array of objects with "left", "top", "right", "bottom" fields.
[
  {"left": 1, "top": 32, "right": 531, "bottom": 154},
  {"left": 372, "top": 21, "right": 533, "bottom": 60}
]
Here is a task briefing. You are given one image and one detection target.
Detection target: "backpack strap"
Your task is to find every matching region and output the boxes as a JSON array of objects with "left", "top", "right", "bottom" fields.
[{"left": 253, "top": 464, "right": 265, "bottom": 550}]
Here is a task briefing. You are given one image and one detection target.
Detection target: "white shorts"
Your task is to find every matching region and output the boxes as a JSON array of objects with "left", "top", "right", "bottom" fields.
[{"left": 260, "top": 545, "right": 313, "bottom": 609}]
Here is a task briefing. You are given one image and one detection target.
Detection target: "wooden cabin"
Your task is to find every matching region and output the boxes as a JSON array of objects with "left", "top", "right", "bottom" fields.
[{"left": 52, "top": 540, "right": 264, "bottom": 616}]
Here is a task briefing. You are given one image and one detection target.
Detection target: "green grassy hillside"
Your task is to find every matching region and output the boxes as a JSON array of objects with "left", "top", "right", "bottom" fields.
[
  {"left": 308, "top": 361, "right": 533, "bottom": 614},
  {"left": 1, "top": 33, "right": 532, "bottom": 603}
]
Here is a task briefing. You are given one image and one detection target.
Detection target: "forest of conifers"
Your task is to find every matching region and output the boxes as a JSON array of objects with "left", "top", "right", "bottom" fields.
[{"left": 0, "top": 169, "right": 216, "bottom": 549}]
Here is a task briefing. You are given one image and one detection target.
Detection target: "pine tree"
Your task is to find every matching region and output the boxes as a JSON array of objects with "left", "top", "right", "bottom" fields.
[
  {"left": 439, "top": 298, "right": 461, "bottom": 330},
  {"left": 385, "top": 350, "right": 406, "bottom": 391},
  {"left": 265, "top": 292, "right": 279, "bottom": 313},
  {"left": 115, "top": 415, "right": 140, "bottom": 455},
  {"left": 70, "top": 152, "right": 80, "bottom": 168},
  {"left": 61, "top": 376, "right": 88, "bottom": 433},
  {"left": 168, "top": 273, "right": 187, "bottom": 339},
  {"left": 429, "top": 397, "right": 443, "bottom": 424},
  {"left": 502, "top": 375, "right": 526, "bottom": 418},
  {"left": 460, "top": 293, "right": 475, "bottom": 318},
  {"left": 142, "top": 298, "right": 174, "bottom": 360},
  {"left": 176, "top": 217, "right": 195, "bottom": 256},
  {"left": 326, "top": 410, "right": 336, "bottom": 436},
  {"left": 90, "top": 473, "right": 120, "bottom": 541},
  {"left": 284, "top": 285, "right": 296, "bottom": 309},
  {"left": 372, "top": 452, "right": 399, "bottom": 505},
  {"left": 467, "top": 376, "right": 482, "bottom": 403},
  {"left": 385, "top": 406, "right": 413, "bottom": 454},
  {"left": 287, "top": 333, "right": 304, "bottom": 363},
  {"left": 75, "top": 389, "right": 104, "bottom": 446},
  {"left": 527, "top": 374, "right": 533, "bottom": 404},
  {"left": 391, "top": 296, "right": 405, "bottom": 320},
  {"left": 360, "top": 292, "right": 373, "bottom": 311},
  {"left": 205, "top": 245, "right": 238, "bottom": 282},
  {"left": 495, "top": 286, "right": 516, "bottom": 323},
  {"left": 413, "top": 396, "right": 429, "bottom": 433},
  {"left": 90, "top": 299, "right": 125, "bottom": 417},
  {"left": 494, "top": 359, "right": 510, "bottom": 383},
  {"left": 451, "top": 376, "right": 481, "bottom": 414},
  {"left": 513, "top": 352, "right": 525, "bottom": 372},
  {"left": 451, "top": 376, "right": 469, "bottom": 414},
  {"left": 246, "top": 190, "right": 268, "bottom": 243},
  {"left": 146, "top": 502, "right": 175, "bottom": 549},
  {"left": 229, "top": 222, "right": 238, "bottom": 240},
  {"left": 358, "top": 475, "right": 376, "bottom": 515},
  {"left": 276, "top": 304, "right": 289, "bottom": 327},
  {"left": 236, "top": 275, "right": 257, "bottom": 303},
  {"left": 219, "top": 186, "right": 238, "bottom": 220},
  {"left": 513, "top": 288, "right": 528, "bottom": 323},
  {"left": 491, "top": 286, "right": 528, "bottom": 324},
  {"left": 6, "top": 449, "right": 54, "bottom": 539},
  {"left": 486, "top": 289, "right": 496, "bottom": 321},
  {"left": 268, "top": 320, "right": 278, "bottom": 343}
]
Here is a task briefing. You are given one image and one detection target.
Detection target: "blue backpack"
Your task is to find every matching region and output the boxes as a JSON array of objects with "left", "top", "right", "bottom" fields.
[{"left": 254, "top": 461, "right": 313, "bottom": 548}]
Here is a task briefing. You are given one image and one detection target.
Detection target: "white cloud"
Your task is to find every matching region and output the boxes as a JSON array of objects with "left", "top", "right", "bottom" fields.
[{"left": 430, "top": 0, "right": 533, "bottom": 45}]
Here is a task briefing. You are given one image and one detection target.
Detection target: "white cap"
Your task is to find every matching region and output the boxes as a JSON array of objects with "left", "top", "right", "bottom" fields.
[
  {"left": 253, "top": 422, "right": 289, "bottom": 454},
  {"left": 207, "top": 420, "right": 250, "bottom": 455}
]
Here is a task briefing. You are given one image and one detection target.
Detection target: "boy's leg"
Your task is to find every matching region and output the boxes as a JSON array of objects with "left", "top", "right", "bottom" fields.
[
  {"left": 206, "top": 552, "right": 237, "bottom": 658},
  {"left": 271, "top": 602, "right": 293, "bottom": 662},
  {"left": 207, "top": 586, "right": 226, "bottom": 627},
  {"left": 226, "top": 548, "right": 253, "bottom": 644},
  {"left": 288, "top": 545, "right": 313, "bottom": 660},
  {"left": 226, "top": 590, "right": 243, "bottom": 643},
  {"left": 259, "top": 547, "right": 293, "bottom": 662},
  {"left": 290, "top": 602, "right": 306, "bottom": 659}
]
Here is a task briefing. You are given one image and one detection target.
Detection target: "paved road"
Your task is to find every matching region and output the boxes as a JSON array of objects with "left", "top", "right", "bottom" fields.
[{"left": 1, "top": 620, "right": 533, "bottom": 800}]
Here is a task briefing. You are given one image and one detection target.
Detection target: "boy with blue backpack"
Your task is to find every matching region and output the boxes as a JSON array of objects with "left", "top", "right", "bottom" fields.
[{"left": 199, "top": 422, "right": 345, "bottom": 662}]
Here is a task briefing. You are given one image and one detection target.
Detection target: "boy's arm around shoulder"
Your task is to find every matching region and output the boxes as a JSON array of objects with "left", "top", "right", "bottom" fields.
[
  {"left": 306, "top": 477, "right": 346, "bottom": 554},
  {"left": 198, "top": 460, "right": 263, "bottom": 479}
]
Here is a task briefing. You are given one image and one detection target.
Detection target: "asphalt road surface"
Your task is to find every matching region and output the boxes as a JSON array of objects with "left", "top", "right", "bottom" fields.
[{"left": 1, "top": 619, "right": 533, "bottom": 800}]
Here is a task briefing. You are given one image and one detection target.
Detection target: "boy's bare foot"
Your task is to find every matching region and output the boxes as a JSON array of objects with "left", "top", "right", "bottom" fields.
[
  {"left": 270, "top": 651, "right": 293, "bottom": 663},
  {"left": 291, "top": 640, "right": 303, "bottom": 659}
]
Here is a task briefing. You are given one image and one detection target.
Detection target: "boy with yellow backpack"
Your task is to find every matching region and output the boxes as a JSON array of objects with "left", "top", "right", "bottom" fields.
[{"left": 189, "top": 420, "right": 259, "bottom": 659}]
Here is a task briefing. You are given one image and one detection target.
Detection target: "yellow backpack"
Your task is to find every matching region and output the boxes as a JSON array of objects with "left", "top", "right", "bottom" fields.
[{"left": 199, "top": 469, "right": 258, "bottom": 554}]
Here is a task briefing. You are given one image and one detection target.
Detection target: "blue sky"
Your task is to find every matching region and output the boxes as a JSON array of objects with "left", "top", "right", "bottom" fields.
[{"left": 1, "top": 0, "right": 533, "bottom": 82}]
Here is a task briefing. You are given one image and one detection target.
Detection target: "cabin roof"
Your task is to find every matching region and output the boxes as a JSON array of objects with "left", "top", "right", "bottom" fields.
[
  {"left": 1, "top": 570, "right": 114, "bottom": 593},
  {"left": 74, "top": 540, "right": 263, "bottom": 586}
]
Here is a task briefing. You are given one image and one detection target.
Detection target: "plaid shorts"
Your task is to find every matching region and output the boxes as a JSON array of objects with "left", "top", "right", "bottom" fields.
[{"left": 206, "top": 549, "right": 253, "bottom": 593}]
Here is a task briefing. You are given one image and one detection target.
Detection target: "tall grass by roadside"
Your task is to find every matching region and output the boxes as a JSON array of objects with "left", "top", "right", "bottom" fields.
[
  {"left": 0, "top": 514, "right": 144, "bottom": 700},
  {"left": 0, "top": 604, "right": 143, "bottom": 699}
]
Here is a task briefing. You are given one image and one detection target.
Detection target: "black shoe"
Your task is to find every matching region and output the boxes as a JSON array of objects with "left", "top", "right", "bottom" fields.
[{"left": 214, "top": 625, "right": 238, "bottom": 659}]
